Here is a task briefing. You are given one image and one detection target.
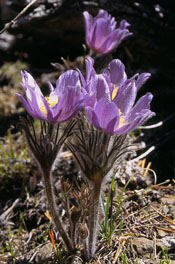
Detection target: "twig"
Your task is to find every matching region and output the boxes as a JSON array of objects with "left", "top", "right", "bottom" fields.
[
  {"left": 113, "top": 240, "right": 126, "bottom": 264},
  {"left": 0, "top": 198, "right": 20, "bottom": 221},
  {"left": 128, "top": 146, "right": 155, "bottom": 163},
  {"left": 28, "top": 242, "right": 48, "bottom": 263},
  {"left": 153, "top": 179, "right": 170, "bottom": 186},
  {"left": 138, "top": 121, "right": 163, "bottom": 129},
  {"left": 0, "top": 0, "right": 38, "bottom": 34},
  {"left": 153, "top": 231, "right": 157, "bottom": 259},
  {"left": 61, "top": 57, "right": 70, "bottom": 69},
  {"left": 142, "top": 167, "right": 157, "bottom": 185},
  {"left": 143, "top": 161, "right": 152, "bottom": 176},
  {"left": 151, "top": 206, "right": 175, "bottom": 225}
]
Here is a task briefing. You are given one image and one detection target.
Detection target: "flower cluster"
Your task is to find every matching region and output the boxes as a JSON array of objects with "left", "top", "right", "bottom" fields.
[
  {"left": 17, "top": 59, "right": 154, "bottom": 135},
  {"left": 80, "top": 57, "right": 154, "bottom": 135},
  {"left": 16, "top": 8, "right": 155, "bottom": 261}
]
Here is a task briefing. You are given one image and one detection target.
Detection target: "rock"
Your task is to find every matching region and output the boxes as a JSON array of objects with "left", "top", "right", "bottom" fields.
[
  {"left": 161, "top": 236, "right": 175, "bottom": 250},
  {"left": 131, "top": 237, "right": 166, "bottom": 258},
  {"left": 161, "top": 197, "right": 175, "bottom": 206},
  {"left": 157, "top": 229, "right": 168, "bottom": 238},
  {"left": 35, "top": 242, "right": 53, "bottom": 261},
  {"left": 0, "top": 32, "right": 15, "bottom": 51},
  {"left": 132, "top": 237, "right": 153, "bottom": 256}
]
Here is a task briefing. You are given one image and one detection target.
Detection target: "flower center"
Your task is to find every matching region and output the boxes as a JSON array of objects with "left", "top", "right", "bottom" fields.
[
  {"left": 112, "top": 84, "right": 119, "bottom": 100},
  {"left": 119, "top": 109, "right": 125, "bottom": 128},
  {"left": 40, "top": 95, "right": 58, "bottom": 116}
]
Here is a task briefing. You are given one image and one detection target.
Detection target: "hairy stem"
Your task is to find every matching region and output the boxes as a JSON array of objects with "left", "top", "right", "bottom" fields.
[
  {"left": 42, "top": 167, "right": 75, "bottom": 252},
  {"left": 83, "top": 237, "right": 89, "bottom": 260},
  {"left": 88, "top": 183, "right": 102, "bottom": 260}
]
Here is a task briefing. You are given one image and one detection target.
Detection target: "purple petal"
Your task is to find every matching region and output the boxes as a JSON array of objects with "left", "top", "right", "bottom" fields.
[
  {"left": 56, "top": 70, "right": 81, "bottom": 93},
  {"left": 47, "top": 81, "right": 54, "bottom": 92},
  {"left": 110, "top": 17, "right": 117, "bottom": 30},
  {"left": 16, "top": 93, "right": 43, "bottom": 120},
  {"left": 84, "top": 94, "right": 96, "bottom": 108},
  {"left": 42, "top": 96, "right": 54, "bottom": 121},
  {"left": 128, "top": 92, "right": 153, "bottom": 121},
  {"left": 83, "top": 11, "right": 93, "bottom": 44},
  {"left": 86, "top": 98, "right": 120, "bottom": 134},
  {"left": 95, "top": 74, "right": 110, "bottom": 101},
  {"left": 96, "top": 9, "right": 109, "bottom": 20},
  {"left": 85, "top": 56, "right": 95, "bottom": 82},
  {"left": 30, "top": 89, "right": 47, "bottom": 120},
  {"left": 90, "top": 19, "right": 112, "bottom": 51},
  {"left": 86, "top": 74, "right": 110, "bottom": 102},
  {"left": 21, "top": 71, "right": 43, "bottom": 105},
  {"left": 21, "top": 71, "right": 40, "bottom": 92},
  {"left": 135, "top": 73, "right": 151, "bottom": 90},
  {"left": 115, "top": 110, "right": 155, "bottom": 134},
  {"left": 108, "top": 30, "right": 132, "bottom": 51},
  {"left": 85, "top": 107, "right": 100, "bottom": 129},
  {"left": 52, "top": 87, "right": 83, "bottom": 122},
  {"left": 98, "top": 29, "right": 121, "bottom": 53},
  {"left": 113, "top": 81, "right": 137, "bottom": 115},
  {"left": 124, "top": 73, "right": 139, "bottom": 86},
  {"left": 119, "top": 19, "right": 131, "bottom": 30},
  {"left": 104, "top": 59, "right": 127, "bottom": 86},
  {"left": 77, "top": 68, "right": 86, "bottom": 89}
]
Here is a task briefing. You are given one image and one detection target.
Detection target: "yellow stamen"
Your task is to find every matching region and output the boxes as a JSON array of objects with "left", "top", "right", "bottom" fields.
[
  {"left": 40, "top": 95, "right": 58, "bottom": 116},
  {"left": 112, "top": 84, "right": 119, "bottom": 100},
  {"left": 118, "top": 109, "right": 125, "bottom": 128}
]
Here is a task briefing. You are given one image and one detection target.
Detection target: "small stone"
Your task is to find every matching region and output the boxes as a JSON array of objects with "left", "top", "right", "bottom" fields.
[
  {"left": 132, "top": 237, "right": 153, "bottom": 255},
  {"left": 36, "top": 242, "right": 53, "bottom": 261},
  {"left": 161, "top": 236, "right": 175, "bottom": 250},
  {"left": 161, "top": 197, "right": 175, "bottom": 205},
  {"left": 157, "top": 229, "right": 168, "bottom": 238}
]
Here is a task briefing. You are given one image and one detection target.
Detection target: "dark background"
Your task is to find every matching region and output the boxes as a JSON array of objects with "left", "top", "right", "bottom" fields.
[{"left": 0, "top": 0, "right": 175, "bottom": 181}]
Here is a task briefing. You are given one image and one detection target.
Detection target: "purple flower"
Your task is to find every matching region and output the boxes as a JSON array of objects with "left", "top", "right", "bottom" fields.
[
  {"left": 82, "top": 57, "right": 155, "bottom": 134},
  {"left": 16, "top": 70, "right": 83, "bottom": 123},
  {"left": 83, "top": 9, "right": 132, "bottom": 54}
]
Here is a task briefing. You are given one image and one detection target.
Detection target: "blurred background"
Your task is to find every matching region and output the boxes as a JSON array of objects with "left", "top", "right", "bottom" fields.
[{"left": 0, "top": 0, "right": 175, "bottom": 182}]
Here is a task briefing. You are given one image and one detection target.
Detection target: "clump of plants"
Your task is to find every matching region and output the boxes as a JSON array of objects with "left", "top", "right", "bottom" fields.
[{"left": 15, "top": 8, "right": 155, "bottom": 261}]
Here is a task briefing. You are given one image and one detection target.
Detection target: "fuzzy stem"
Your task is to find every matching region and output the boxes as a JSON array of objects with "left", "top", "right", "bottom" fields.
[
  {"left": 64, "top": 194, "right": 76, "bottom": 248},
  {"left": 42, "top": 167, "right": 75, "bottom": 253},
  {"left": 83, "top": 237, "right": 89, "bottom": 260},
  {"left": 88, "top": 182, "right": 102, "bottom": 260}
]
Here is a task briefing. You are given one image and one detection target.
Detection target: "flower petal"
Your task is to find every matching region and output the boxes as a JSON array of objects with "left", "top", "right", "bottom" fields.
[
  {"left": 127, "top": 92, "right": 153, "bottom": 121},
  {"left": 86, "top": 98, "right": 120, "bottom": 134},
  {"left": 90, "top": 19, "right": 111, "bottom": 51},
  {"left": 114, "top": 81, "right": 137, "bottom": 114},
  {"left": 120, "top": 19, "right": 131, "bottom": 29},
  {"left": 104, "top": 59, "right": 127, "bottom": 86},
  {"left": 55, "top": 70, "right": 81, "bottom": 93},
  {"left": 16, "top": 93, "right": 43, "bottom": 120},
  {"left": 135, "top": 73, "right": 151, "bottom": 90},
  {"left": 85, "top": 74, "right": 110, "bottom": 103},
  {"left": 115, "top": 110, "right": 155, "bottom": 134},
  {"left": 52, "top": 86, "right": 83, "bottom": 122},
  {"left": 85, "top": 56, "right": 95, "bottom": 83},
  {"left": 83, "top": 11, "right": 93, "bottom": 44}
]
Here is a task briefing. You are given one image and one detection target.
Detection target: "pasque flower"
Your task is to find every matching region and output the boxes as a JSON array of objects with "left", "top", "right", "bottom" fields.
[
  {"left": 83, "top": 9, "right": 132, "bottom": 54},
  {"left": 80, "top": 57, "right": 155, "bottom": 134},
  {"left": 16, "top": 69, "right": 84, "bottom": 253},
  {"left": 16, "top": 70, "right": 83, "bottom": 123}
]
